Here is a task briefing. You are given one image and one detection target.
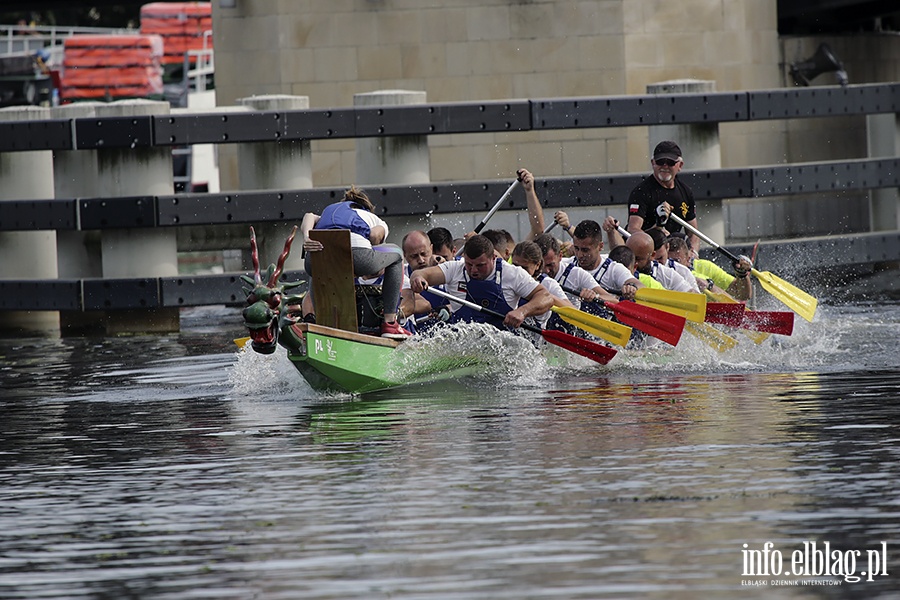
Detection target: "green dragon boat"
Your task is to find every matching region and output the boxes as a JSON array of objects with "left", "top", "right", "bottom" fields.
[
  {"left": 274, "top": 322, "right": 484, "bottom": 394},
  {"left": 239, "top": 226, "right": 487, "bottom": 394}
]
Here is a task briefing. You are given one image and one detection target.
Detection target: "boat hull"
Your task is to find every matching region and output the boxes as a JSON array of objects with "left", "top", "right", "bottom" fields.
[{"left": 281, "top": 323, "right": 482, "bottom": 394}]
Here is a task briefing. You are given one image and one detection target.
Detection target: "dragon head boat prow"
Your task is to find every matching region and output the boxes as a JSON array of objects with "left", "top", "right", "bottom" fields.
[{"left": 240, "top": 226, "right": 305, "bottom": 355}]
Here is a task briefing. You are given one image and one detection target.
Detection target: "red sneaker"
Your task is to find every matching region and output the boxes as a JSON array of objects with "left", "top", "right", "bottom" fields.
[{"left": 381, "top": 320, "right": 412, "bottom": 339}]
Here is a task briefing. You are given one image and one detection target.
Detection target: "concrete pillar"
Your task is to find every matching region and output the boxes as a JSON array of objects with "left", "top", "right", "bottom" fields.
[
  {"left": 648, "top": 79, "right": 724, "bottom": 244},
  {"left": 0, "top": 105, "right": 60, "bottom": 334},
  {"left": 354, "top": 90, "right": 431, "bottom": 242},
  {"left": 866, "top": 113, "right": 900, "bottom": 231},
  {"left": 237, "top": 94, "right": 311, "bottom": 272},
  {"left": 52, "top": 102, "right": 104, "bottom": 334},
  {"left": 93, "top": 100, "right": 179, "bottom": 334}
]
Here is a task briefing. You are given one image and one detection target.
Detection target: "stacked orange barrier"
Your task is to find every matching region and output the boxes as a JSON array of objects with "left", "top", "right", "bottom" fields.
[
  {"left": 140, "top": 2, "right": 213, "bottom": 65},
  {"left": 59, "top": 34, "right": 164, "bottom": 101}
]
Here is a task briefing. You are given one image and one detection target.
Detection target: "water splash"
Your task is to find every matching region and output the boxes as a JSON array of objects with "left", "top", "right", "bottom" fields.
[
  {"left": 224, "top": 300, "right": 897, "bottom": 396},
  {"left": 227, "top": 343, "right": 320, "bottom": 400},
  {"left": 385, "top": 322, "right": 558, "bottom": 388}
]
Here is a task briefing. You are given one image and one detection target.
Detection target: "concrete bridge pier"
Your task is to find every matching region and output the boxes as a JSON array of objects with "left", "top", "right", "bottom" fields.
[
  {"left": 91, "top": 100, "right": 179, "bottom": 334},
  {"left": 866, "top": 113, "right": 900, "bottom": 232},
  {"left": 354, "top": 90, "right": 431, "bottom": 244},
  {"left": 237, "top": 95, "right": 312, "bottom": 273},
  {"left": 647, "top": 79, "right": 724, "bottom": 244},
  {"left": 0, "top": 106, "right": 59, "bottom": 335},
  {"left": 53, "top": 102, "right": 105, "bottom": 335}
]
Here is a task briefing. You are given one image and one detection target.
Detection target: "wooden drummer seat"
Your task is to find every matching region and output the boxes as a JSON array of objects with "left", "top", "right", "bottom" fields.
[{"left": 308, "top": 229, "right": 358, "bottom": 333}]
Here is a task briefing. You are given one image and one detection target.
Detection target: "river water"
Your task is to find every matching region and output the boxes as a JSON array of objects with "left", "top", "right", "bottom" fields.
[{"left": 1, "top": 273, "right": 898, "bottom": 599}]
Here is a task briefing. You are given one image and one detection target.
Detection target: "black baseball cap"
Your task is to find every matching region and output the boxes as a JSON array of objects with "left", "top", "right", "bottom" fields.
[{"left": 653, "top": 141, "right": 682, "bottom": 162}]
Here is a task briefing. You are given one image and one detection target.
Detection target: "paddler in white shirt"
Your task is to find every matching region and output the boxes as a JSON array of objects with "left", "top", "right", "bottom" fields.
[
  {"left": 510, "top": 240, "right": 574, "bottom": 329},
  {"left": 409, "top": 234, "right": 552, "bottom": 330},
  {"left": 625, "top": 230, "right": 695, "bottom": 292},
  {"left": 646, "top": 228, "right": 701, "bottom": 292}
]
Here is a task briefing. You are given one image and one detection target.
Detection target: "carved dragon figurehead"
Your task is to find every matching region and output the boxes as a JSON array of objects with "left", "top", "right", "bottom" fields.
[{"left": 240, "top": 226, "right": 305, "bottom": 354}]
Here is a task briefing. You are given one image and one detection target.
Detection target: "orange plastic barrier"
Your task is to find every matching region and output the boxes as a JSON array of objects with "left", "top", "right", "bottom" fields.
[
  {"left": 140, "top": 2, "right": 213, "bottom": 65},
  {"left": 60, "top": 34, "right": 164, "bottom": 102}
]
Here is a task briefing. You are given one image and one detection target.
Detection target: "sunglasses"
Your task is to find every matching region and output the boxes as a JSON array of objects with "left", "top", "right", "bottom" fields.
[{"left": 654, "top": 158, "right": 678, "bottom": 167}]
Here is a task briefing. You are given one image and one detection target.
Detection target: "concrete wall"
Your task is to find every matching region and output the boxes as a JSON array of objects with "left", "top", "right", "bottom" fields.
[
  {"left": 212, "top": 0, "right": 781, "bottom": 187},
  {"left": 721, "top": 34, "right": 900, "bottom": 241},
  {"left": 210, "top": 1, "right": 899, "bottom": 242}
]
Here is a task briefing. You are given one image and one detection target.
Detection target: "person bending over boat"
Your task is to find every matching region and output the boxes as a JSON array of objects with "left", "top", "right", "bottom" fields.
[
  {"left": 533, "top": 233, "right": 620, "bottom": 313},
  {"left": 647, "top": 228, "right": 701, "bottom": 293},
  {"left": 570, "top": 219, "right": 643, "bottom": 299},
  {"left": 300, "top": 186, "right": 412, "bottom": 340},
  {"left": 510, "top": 240, "right": 574, "bottom": 330},
  {"left": 667, "top": 233, "right": 753, "bottom": 301},
  {"left": 625, "top": 230, "right": 694, "bottom": 292},
  {"left": 409, "top": 234, "right": 552, "bottom": 330},
  {"left": 400, "top": 230, "right": 451, "bottom": 333},
  {"left": 427, "top": 227, "right": 456, "bottom": 263},
  {"left": 538, "top": 217, "right": 642, "bottom": 306}
]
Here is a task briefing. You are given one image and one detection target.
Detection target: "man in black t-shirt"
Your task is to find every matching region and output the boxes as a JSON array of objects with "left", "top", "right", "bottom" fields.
[{"left": 626, "top": 140, "right": 700, "bottom": 257}]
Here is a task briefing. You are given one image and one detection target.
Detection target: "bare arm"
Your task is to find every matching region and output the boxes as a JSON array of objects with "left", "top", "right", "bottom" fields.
[
  {"left": 626, "top": 214, "right": 644, "bottom": 235},
  {"left": 369, "top": 225, "right": 387, "bottom": 245},
  {"left": 504, "top": 284, "right": 553, "bottom": 328},
  {"left": 300, "top": 213, "right": 321, "bottom": 252},
  {"left": 409, "top": 265, "right": 447, "bottom": 293},
  {"left": 554, "top": 210, "right": 575, "bottom": 238},
  {"left": 725, "top": 255, "right": 753, "bottom": 301},
  {"left": 550, "top": 294, "right": 575, "bottom": 309},
  {"left": 602, "top": 216, "right": 626, "bottom": 249},
  {"left": 686, "top": 217, "right": 700, "bottom": 257},
  {"left": 400, "top": 288, "right": 433, "bottom": 318},
  {"left": 518, "top": 168, "right": 546, "bottom": 241}
]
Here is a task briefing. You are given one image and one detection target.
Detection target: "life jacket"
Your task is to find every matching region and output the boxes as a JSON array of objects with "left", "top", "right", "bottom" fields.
[
  {"left": 692, "top": 258, "right": 734, "bottom": 290},
  {"left": 580, "top": 256, "right": 622, "bottom": 294},
  {"left": 636, "top": 270, "right": 665, "bottom": 290},
  {"left": 449, "top": 258, "right": 514, "bottom": 326},
  {"left": 556, "top": 261, "right": 577, "bottom": 287},
  {"left": 569, "top": 257, "right": 616, "bottom": 320},
  {"left": 316, "top": 201, "right": 371, "bottom": 239},
  {"left": 526, "top": 273, "right": 573, "bottom": 333}
]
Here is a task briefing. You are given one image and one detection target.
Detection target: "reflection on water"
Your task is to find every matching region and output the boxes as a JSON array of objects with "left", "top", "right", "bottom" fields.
[{"left": 0, "top": 301, "right": 898, "bottom": 599}]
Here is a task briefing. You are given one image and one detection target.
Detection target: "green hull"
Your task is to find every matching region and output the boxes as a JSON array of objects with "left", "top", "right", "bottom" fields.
[{"left": 281, "top": 323, "right": 483, "bottom": 394}]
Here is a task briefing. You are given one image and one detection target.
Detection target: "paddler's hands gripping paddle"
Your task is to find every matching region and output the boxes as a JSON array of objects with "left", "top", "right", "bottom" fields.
[
  {"left": 667, "top": 213, "right": 817, "bottom": 322},
  {"left": 425, "top": 287, "right": 617, "bottom": 365},
  {"left": 455, "top": 179, "right": 523, "bottom": 257},
  {"left": 549, "top": 305, "right": 632, "bottom": 347}
]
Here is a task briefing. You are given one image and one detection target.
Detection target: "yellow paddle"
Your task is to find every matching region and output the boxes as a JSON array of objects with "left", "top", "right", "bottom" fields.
[
  {"left": 234, "top": 337, "right": 251, "bottom": 348},
  {"left": 667, "top": 214, "right": 817, "bottom": 322},
  {"left": 750, "top": 268, "right": 817, "bottom": 322},
  {"left": 550, "top": 305, "right": 633, "bottom": 347},
  {"left": 684, "top": 321, "right": 739, "bottom": 352},
  {"left": 634, "top": 287, "right": 707, "bottom": 323}
]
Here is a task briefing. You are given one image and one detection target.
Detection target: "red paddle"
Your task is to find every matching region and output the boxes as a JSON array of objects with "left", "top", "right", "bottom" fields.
[
  {"left": 704, "top": 301, "right": 750, "bottom": 326},
  {"left": 560, "top": 284, "right": 685, "bottom": 347}
]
